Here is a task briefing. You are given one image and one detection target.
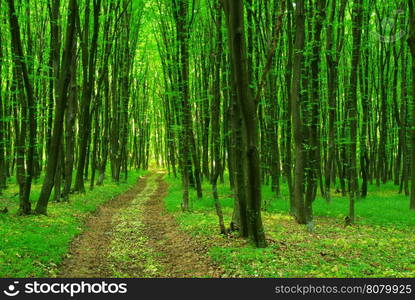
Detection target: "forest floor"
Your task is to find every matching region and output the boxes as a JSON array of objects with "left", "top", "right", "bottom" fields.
[
  {"left": 2, "top": 170, "right": 415, "bottom": 278},
  {"left": 0, "top": 170, "right": 145, "bottom": 277},
  {"left": 163, "top": 175, "right": 415, "bottom": 278},
  {"left": 59, "top": 171, "right": 223, "bottom": 278}
]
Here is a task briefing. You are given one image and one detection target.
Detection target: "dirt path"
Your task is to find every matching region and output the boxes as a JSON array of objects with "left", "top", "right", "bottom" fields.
[
  {"left": 140, "top": 174, "right": 222, "bottom": 278},
  {"left": 59, "top": 171, "right": 222, "bottom": 278},
  {"left": 59, "top": 174, "right": 150, "bottom": 277}
]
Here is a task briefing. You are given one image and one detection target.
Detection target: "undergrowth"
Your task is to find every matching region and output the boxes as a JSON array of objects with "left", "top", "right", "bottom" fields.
[
  {"left": 0, "top": 170, "right": 146, "bottom": 277},
  {"left": 163, "top": 174, "right": 415, "bottom": 278}
]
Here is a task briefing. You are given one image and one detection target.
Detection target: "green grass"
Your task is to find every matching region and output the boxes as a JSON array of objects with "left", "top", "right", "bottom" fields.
[
  {"left": 163, "top": 174, "right": 415, "bottom": 277},
  {"left": 165, "top": 175, "right": 415, "bottom": 228},
  {"left": 0, "top": 170, "right": 146, "bottom": 278},
  {"left": 264, "top": 180, "right": 415, "bottom": 228},
  {"left": 108, "top": 175, "right": 162, "bottom": 278}
]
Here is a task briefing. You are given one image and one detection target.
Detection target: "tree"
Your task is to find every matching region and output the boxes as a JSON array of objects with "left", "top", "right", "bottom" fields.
[
  {"left": 7, "top": 0, "right": 37, "bottom": 215},
  {"left": 35, "top": 0, "right": 78, "bottom": 214},
  {"left": 0, "top": 7, "right": 6, "bottom": 192},
  {"left": 325, "top": 0, "right": 347, "bottom": 201},
  {"left": 347, "top": 0, "right": 364, "bottom": 223},
  {"left": 210, "top": 0, "right": 226, "bottom": 234},
  {"left": 74, "top": 0, "right": 101, "bottom": 192},
  {"left": 222, "top": 0, "right": 267, "bottom": 247},
  {"left": 291, "top": 0, "right": 307, "bottom": 224}
]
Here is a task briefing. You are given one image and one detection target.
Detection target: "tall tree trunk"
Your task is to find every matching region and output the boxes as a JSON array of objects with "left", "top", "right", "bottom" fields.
[
  {"left": 74, "top": 0, "right": 101, "bottom": 192},
  {"left": 211, "top": 0, "right": 226, "bottom": 234},
  {"left": 7, "top": 0, "right": 37, "bottom": 215},
  {"left": 305, "top": 0, "right": 326, "bottom": 213},
  {"left": 63, "top": 61, "right": 78, "bottom": 200},
  {"left": 291, "top": 0, "right": 307, "bottom": 224},
  {"left": 174, "top": 0, "right": 193, "bottom": 211},
  {"left": 0, "top": 20, "right": 6, "bottom": 192},
  {"left": 359, "top": 12, "right": 370, "bottom": 198},
  {"left": 35, "top": 0, "right": 78, "bottom": 214},
  {"left": 325, "top": 0, "right": 346, "bottom": 201},
  {"left": 223, "top": 0, "right": 267, "bottom": 248},
  {"left": 284, "top": 0, "right": 294, "bottom": 213},
  {"left": 347, "top": 0, "right": 363, "bottom": 223}
]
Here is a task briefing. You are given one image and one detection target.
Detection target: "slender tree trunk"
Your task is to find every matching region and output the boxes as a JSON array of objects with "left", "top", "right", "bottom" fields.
[
  {"left": 347, "top": 0, "right": 363, "bottom": 223},
  {"left": 63, "top": 63, "right": 78, "bottom": 201},
  {"left": 74, "top": 0, "right": 101, "bottom": 192},
  {"left": 291, "top": 0, "right": 307, "bottom": 224},
  {"left": 0, "top": 22, "right": 6, "bottom": 192},
  {"left": 284, "top": 0, "right": 294, "bottom": 213},
  {"left": 211, "top": 0, "right": 226, "bottom": 234},
  {"left": 325, "top": 0, "right": 346, "bottom": 201},
  {"left": 7, "top": 0, "right": 37, "bottom": 215},
  {"left": 305, "top": 0, "right": 326, "bottom": 212}
]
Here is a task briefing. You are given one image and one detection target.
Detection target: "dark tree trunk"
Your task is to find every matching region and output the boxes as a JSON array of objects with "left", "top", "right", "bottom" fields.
[
  {"left": 63, "top": 63, "right": 78, "bottom": 201},
  {"left": 7, "top": 0, "right": 37, "bottom": 215},
  {"left": 174, "top": 0, "right": 193, "bottom": 211},
  {"left": 305, "top": 0, "right": 326, "bottom": 211},
  {"left": 35, "top": 0, "right": 78, "bottom": 214},
  {"left": 347, "top": 0, "right": 363, "bottom": 223},
  {"left": 223, "top": 0, "right": 267, "bottom": 248},
  {"left": 284, "top": 0, "right": 294, "bottom": 213},
  {"left": 325, "top": 0, "right": 346, "bottom": 201},
  {"left": 74, "top": 0, "right": 101, "bottom": 193},
  {"left": 291, "top": 0, "right": 307, "bottom": 224},
  {"left": 211, "top": 0, "right": 226, "bottom": 234},
  {"left": 0, "top": 22, "right": 6, "bottom": 192}
]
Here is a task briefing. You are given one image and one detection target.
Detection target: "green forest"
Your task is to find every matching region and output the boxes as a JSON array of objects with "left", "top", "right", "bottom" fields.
[{"left": 1, "top": 0, "right": 415, "bottom": 278}]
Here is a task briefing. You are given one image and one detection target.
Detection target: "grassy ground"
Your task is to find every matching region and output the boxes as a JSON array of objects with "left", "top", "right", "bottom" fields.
[
  {"left": 164, "top": 175, "right": 415, "bottom": 278},
  {"left": 0, "top": 170, "right": 145, "bottom": 277}
]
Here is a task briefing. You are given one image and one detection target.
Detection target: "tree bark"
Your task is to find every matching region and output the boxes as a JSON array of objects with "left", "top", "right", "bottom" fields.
[
  {"left": 211, "top": 0, "right": 226, "bottom": 234},
  {"left": 347, "top": 0, "right": 363, "bottom": 222},
  {"left": 223, "top": 0, "right": 267, "bottom": 247},
  {"left": 0, "top": 19, "right": 6, "bottom": 192},
  {"left": 291, "top": 0, "right": 307, "bottom": 224},
  {"left": 35, "top": 0, "right": 78, "bottom": 214},
  {"left": 74, "top": 0, "right": 101, "bottom": 192},
  {"left": 7, "top": 0, "right": 37, "bottom": 215}
]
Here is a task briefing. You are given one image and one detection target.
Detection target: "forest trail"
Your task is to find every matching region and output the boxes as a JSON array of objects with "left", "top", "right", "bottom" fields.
[{"left": 59, "top": 171, "right": 222, "bottom": 278}]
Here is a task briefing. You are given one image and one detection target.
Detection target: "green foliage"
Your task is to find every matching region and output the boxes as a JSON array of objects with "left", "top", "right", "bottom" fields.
[{"left": 0, "top": 170, "right": 145, "bottom": 277}]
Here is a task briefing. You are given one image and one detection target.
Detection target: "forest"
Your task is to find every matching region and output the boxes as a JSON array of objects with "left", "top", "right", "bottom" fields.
[{"left": 0, "top": 0, "right": 415, "bottom": 278}]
